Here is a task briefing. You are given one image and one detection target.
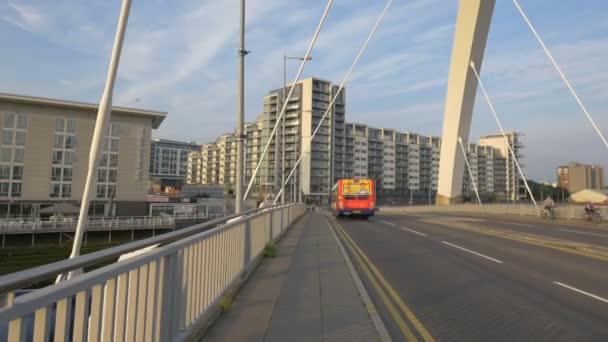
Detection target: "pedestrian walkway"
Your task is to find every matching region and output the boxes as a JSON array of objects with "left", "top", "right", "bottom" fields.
[{"left": 202, "top": 211, "right": 382, "bottom": 341}]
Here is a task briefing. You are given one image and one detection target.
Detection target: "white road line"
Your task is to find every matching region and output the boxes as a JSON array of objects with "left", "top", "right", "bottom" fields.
[
  {"left": 498, "top": 221, "right": 534, "bottom": 227},
  {"left": 554, "top": 282, "right": 608, "bottom": 304},
  {"left": 401, "top": 227, "right": 427, "bottom": 237},
  {"left": 378, "top": 219, "right": 427, "bottom": 236},
  {"left": 441, "top": 241, "right": 503, "bottom": 264},
  {"left": 559, "top": 229, "right": 608, "bottom": 238},
  {"left": 378, "top": 219, "right": 396, "bottom": 226}
]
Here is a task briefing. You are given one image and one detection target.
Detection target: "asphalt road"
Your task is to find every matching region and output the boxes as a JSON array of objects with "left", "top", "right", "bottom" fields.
[{"left": 331, "top": 212, "right": 608, "bottom": 341}]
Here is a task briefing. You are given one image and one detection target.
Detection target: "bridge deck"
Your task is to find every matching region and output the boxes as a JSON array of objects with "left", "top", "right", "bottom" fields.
[{"left": 202, "top": 211, "right": 381, "bottom": 341}]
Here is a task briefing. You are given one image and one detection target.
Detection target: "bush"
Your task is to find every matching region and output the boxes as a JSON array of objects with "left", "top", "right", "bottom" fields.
[{"left": 263, "top": 243, "right": 277, "bottom": 257}]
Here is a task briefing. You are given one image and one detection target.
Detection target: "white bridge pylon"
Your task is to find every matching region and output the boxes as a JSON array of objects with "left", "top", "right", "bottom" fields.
[{"left": 437, "top": 0, "right": 496, "bottom": 204}]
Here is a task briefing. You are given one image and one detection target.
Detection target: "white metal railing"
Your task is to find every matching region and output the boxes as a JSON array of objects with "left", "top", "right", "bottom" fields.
[
  {"left": 0, "top": 214, "right": 228, "bottom": 234},
  {"left": 0, "top": 203, "right": 305, "bottom": 341}
]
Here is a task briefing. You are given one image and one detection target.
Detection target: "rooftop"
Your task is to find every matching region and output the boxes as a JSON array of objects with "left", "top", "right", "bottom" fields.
[{"left": 0, "top": 92, "right": 167, "bottom": 128}]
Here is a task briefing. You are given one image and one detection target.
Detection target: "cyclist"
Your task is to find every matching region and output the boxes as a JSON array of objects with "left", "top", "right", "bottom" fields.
[
  {"left": 543, "top": 196, "right": 555, "bottom": 212},
  {"left": 584, "top": 201, "right": 597, "bottom": 215}
]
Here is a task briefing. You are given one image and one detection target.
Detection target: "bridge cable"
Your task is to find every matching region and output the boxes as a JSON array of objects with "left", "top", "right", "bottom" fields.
[
  {"left": 243, "top": 0, "right": 335, "bottom": 201},
  {"left": 470, "top": 61, "right": 538, "bottom": 209},
  {"left": 512, "top": 0, "right": 608, "bottom": 150},
  {"left": 273, "top": 0, "right": 394, "bottom": 204},
  {"left": 458, "top": 137, "right": 483, "bottom": 207}
]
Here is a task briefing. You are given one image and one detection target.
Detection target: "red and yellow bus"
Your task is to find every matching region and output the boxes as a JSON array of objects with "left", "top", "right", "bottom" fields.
[{"left": 331, "top": 178, "right": 375, "bottom": 218}]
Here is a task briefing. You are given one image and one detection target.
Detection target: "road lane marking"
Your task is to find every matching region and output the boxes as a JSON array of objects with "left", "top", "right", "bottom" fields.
[
  {"left": 499, "top": 221, "right": 534, "bottom": 227},
  {"left": 378, "top": 219, "right": 396, "bottom": 226},
  {"left": 554, "top": 282, "right": 608, "bottom": 304},
  {"left": 421, "top": 218, "right": 608, "bottom": 262},
  {"left": 402, "top": 228, "right": 427, "bottom": 237},
  {"left": 333, "top": 218, "right": 435, "bottom": 342},
  {"left": 559, "top": 229, "right": 608, "bottom": 238},
  {"left": 378, "top": 219, "right": 428, "bottom": 237},
  {"left": 441, "top": 241, "right": 504, "bottom": 264},
  {"left": 330, "top": 219, "right": 418, "bottom": 341}
]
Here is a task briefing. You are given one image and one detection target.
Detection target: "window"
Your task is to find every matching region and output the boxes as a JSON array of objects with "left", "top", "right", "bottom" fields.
[
  {"left": 97, "top": 184, "right": 106, "bottom": 198},
  {"left": 16, "top": 115, "right": 26, "bottom": 129},
  {"left": 55, "top": 118, "right": 65, "bottom": 132},
  {"left": 0, "top": 182, "right": 9, "bottom": 197},
  {"left": 10, "top": 183, "right": 21, "bottom": 197},
  {"left": 50, "top": 183, "right": 61, "bottom": 198},
  {"left": 5, "top": 113, "right": 15, "bottom": 128},
  {"left": 52, "top": 167, "right": 62, "bottom": 181},
  {"left": 50, "top": 117, "right": 75, "bottom": 198},
  {"left": 12, "top": 166, "right": 22, "bottom": 180},
  {"left": 110, "top": 123, "right": 120, "bottom": 137},
  {"left": 66, "top": 119, "right": 76, "bottom": 133},
  {"left": 63, "top": 151, "right": 74, "bottom": 165},
  {"left": 52, "top": 151, "right": 63, "bottom": 165},
  {"left": 1, "top": 148, "right": 11, "bottom": 163},
  {"left": 109, "top": 154, "right": 118, "bottom": 167},
  {"left": 2, "top": 131, "right": 13, "bottom": 145},
  {"left": 13, "top": 149, "right": 23, "bottom": 163},
  {"left": 100, "top": 154, "right": 109, "bottom": 167},
  {"left": 54, "top": 135, "right": 64, "bottom": 148},
  {"left": 98, "top": 169, "right": 107, "bottom": 182},
  {"left": 64, "top": 136, "right": 75, "bottom": 149},
  {"left": 15, "top": 132, "right": 25, "bottom": 146},
  {"left": 61, "top": 184, "right": 71, "bottom": 198},
  {"left": 0, "top": 166, "right": 10, "bottom": 179},
  {"left": 63, "top": 168, "right": 72, "bottom": 182},
  {"left": 108, "top": 169, "right": 117, "bottom": 182}
]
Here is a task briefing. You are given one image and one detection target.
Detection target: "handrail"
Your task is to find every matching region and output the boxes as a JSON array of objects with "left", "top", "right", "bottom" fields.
[
  {"left": 0, "top": 203, "right": 305, "bottom": 341},
  {"left": 0, "top": 205, "right": 279, "bottom": 294}
]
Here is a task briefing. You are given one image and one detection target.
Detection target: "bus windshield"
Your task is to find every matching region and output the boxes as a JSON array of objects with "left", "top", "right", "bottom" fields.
[{"left": 342, "top": 179, "right": 371, "bottom": 196}]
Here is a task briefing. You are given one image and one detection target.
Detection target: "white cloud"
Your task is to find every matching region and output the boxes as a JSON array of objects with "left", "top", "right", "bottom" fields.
[{"left": 3, "top": 2, "right": 47, "bottom": 32}]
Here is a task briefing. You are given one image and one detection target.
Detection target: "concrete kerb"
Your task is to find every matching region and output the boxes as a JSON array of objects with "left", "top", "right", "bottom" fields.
[
  {"left": 324, "top": 213, "right": 392, "bottom": 342},
  {"left": 187, "top": 207, "right": 308, "bottom": 341}
]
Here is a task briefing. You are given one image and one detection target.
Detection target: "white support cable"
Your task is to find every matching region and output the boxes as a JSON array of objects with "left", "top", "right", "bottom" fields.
[
  {"left": 274, "top": 0, "right": 394, "bottom": 204},
  {"left": 458, "top": 137, "right": 483, "bottom": 206},
  {"left": 511, "top": 0, "right": 608, "bottom": 150},
  {"left": 243, "top": 0, "right": 334, "bottom": 201},
  {"left": 470, "top": 61, "right": 537, "bottom": 208}
]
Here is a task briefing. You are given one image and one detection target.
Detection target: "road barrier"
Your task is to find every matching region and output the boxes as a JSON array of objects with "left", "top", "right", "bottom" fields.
[{"left": 0, "top": 203, "right": 306, "bottom": 341}]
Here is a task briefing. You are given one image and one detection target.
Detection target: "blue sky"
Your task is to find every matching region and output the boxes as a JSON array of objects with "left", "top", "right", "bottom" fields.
[{"left": 1, "top": 0, "right": 608, "bottom": 181}]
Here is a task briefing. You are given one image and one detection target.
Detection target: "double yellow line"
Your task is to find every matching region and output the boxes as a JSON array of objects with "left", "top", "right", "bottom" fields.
[{"left": 327, "top": 217, "right": 434, "bottom": 342}]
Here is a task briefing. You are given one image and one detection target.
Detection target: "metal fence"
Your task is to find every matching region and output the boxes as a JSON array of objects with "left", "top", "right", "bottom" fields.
[
  {"left": 0, "top": 203, "right": 306, "bottom": 341},
  {"left": 0, "top": 213, "right": 228, "bottom": 234}
]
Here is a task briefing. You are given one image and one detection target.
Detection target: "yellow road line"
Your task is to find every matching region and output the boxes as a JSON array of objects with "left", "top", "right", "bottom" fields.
[
  {"left": 331, "top": 218, "right": 435, "bottom": 342},
  {"left": 328, "top": 218, "right": 418, "bottom": 341}
]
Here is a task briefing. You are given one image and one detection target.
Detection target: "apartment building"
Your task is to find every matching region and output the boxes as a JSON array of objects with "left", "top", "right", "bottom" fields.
[
  {"left": 479, "top": 132, "right": 526, "bottom": 201},
  {"left": 149, "top": 139, "right": 199, "bottom": 190},
  {"left": 557, "top": 162, "right": 605, "bottom": 192},
  {"left": 188, "top": 77, "right": 522, "bottom": 204},
  {"left": 462, "top": 143, "right": 506, "bottom": 198},
  {"left": 259, "top": 77, "right": 345, "bottom": 202},
  {"left": 187, "top": 134, "right": 236, "bottom": 192}
]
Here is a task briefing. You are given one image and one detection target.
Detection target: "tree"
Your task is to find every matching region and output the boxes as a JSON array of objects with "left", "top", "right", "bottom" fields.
[{"left": 526, "top": 180, "right": 569, "bottom": 203}]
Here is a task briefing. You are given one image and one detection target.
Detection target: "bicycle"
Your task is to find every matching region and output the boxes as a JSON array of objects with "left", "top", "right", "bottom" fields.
[
  {"left": 582, "top": 210, "right": 602, "bottom": 224},
  {"left": 540, "top": 207, "right": 555, "bottom": 220}
]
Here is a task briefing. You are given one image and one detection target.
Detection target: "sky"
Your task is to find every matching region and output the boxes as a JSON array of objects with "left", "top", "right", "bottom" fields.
[{"left": 1, "top": 0, "right": 608, "bottom": 181}]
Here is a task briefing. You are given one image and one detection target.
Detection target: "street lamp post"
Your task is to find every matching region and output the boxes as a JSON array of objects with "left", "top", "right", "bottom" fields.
[
  {"left": 235, "top": 0, "right": 248, "bottom": 213},
  {"left": 283, "top": 54, "right": 311, "bottom": 203}
]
